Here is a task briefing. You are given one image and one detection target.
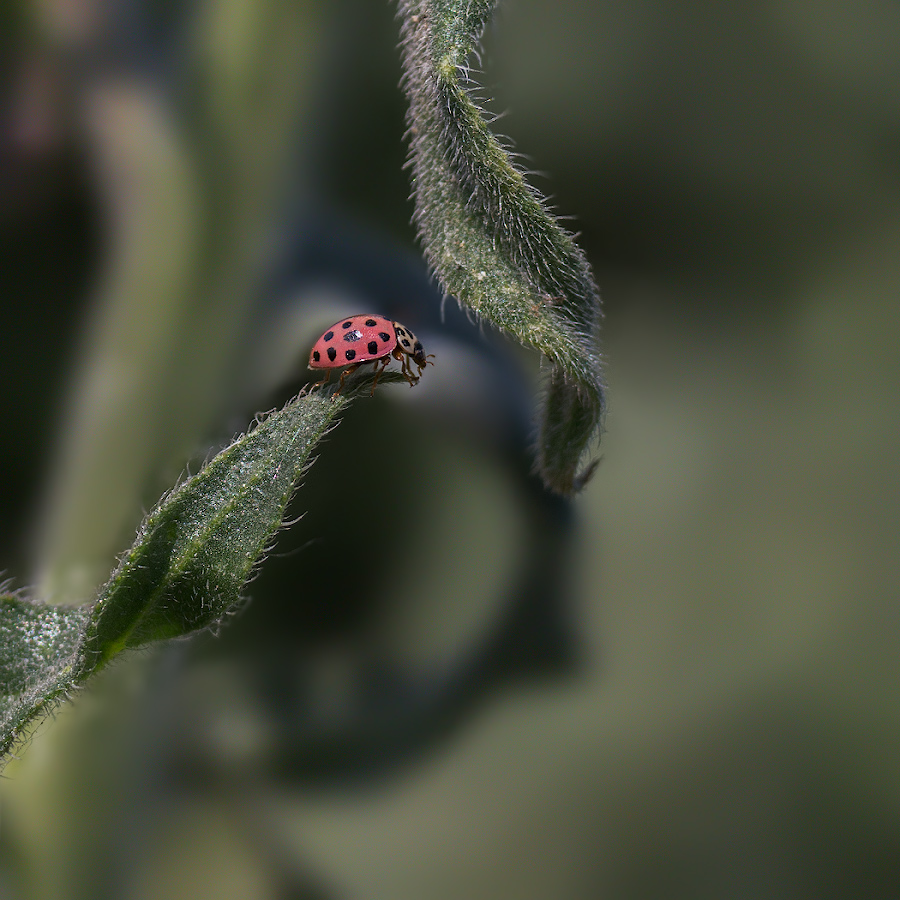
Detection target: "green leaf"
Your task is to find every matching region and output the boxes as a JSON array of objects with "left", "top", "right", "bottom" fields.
[
  {"left": 1, "top": 386, "right": 350, "bottom": 763},
  {"left": 398, "top": 0, "right": 606, "bottom": 495},
  {"left": 0, "top": 594, "right": 89, "bottom": 693}
]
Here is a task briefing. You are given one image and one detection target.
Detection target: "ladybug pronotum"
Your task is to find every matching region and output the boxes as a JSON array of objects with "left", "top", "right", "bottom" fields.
[{"left": 308, "top": 314, "right": 433, "bottom": 393}]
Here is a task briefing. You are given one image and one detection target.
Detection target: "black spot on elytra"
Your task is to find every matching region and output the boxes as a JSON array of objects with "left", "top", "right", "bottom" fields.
[
  {"left": 401, "top": 338, "right": 411, "bottom": 348},
  {"left": 365, "top": 318, "right": 377, "bottom": 326},
  {"left": 367, "top": 341, "right": 378, "bottom": 354},
  {"left": 378, "top": 331, "right": 391, "bottom": 342},
  {"left": 342, "top": 321, "right": 353, "bottom": 329},
  {"left": 345, "top": 349, "right": 356, "bottom": 361},
  {"left": 343, "top": 330, "right": 362, "bottom": 342},
  {"left": 327, "top": 346, "right": 337, "bottom": 362},
  {"left": 396, "top": 327, "right": 406, "bottom": 336},
  {"left": 323, "top": 331, "right": 334, "bottom": 342},
  {"left": 414, "top": 341, "right": 423, "bottom": 352},
  {"left": 312, "top": 350, "right": 320, "bottom": 362}
]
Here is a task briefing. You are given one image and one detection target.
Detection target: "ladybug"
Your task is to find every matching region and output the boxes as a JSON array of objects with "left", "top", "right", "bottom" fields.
[{"left": 308, "top": 314, "right": 433, "bottom": 393}]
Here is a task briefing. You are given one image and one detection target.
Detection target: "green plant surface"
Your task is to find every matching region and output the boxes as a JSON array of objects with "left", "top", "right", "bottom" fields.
[
  {"left": 398, "top": 0, "right": 605, "bottom": 495},
  {"left": 0, "top": 382, "right": 372, "bottom": 763}
]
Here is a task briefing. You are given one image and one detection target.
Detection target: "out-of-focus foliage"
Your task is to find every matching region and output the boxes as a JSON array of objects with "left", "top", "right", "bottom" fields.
[
  {"left": 26, "top": 0, "right": 326, "bottom": 608},
  {"left": 1, "top": 0, "right": 899, "bottom": 898},
  {"left": 0, "top": 0, "right": 596, "bottom": 769}
]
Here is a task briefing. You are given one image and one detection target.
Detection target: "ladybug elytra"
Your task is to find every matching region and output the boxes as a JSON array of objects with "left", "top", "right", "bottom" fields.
[{"left": 308, "top": 314, "right": 433, "bottom": 393}]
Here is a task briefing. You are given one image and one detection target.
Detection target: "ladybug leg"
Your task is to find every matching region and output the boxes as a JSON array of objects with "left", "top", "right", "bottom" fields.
[
  {"left": 369, "top": 357, "right": 390, "bottom": 396},
  {"left": 392, "top": 348, "right": 408, "bottom": 385},
  {"left": 416, "top": 354, "right": 435, "bottom": 378},
  {"left": 313, "top": 369, "right": 331, "bottom": 389},
  {"left": 394, "top": 349, "right": 420, "bottom": 387},
  {"left": 404, "top": 356, "right": 420, "bottom": 387},
  {"left": 336, "top": 363, "right": 360, "bottom": 394}
]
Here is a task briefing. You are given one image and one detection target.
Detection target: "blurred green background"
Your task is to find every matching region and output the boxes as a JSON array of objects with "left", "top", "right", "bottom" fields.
[{"left": 2, "top": 0, "right": 899, "bottom": 898}]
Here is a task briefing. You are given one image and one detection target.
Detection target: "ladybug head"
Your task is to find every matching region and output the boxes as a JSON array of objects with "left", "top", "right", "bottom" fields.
[{"left": 410, "top": 342, "right": 427, "bottom": 367}]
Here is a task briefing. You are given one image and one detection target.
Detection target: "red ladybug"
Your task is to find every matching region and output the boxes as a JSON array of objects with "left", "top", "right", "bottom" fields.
[{"left": 308, "top": 314, "right": 432, "bottom": 393}]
